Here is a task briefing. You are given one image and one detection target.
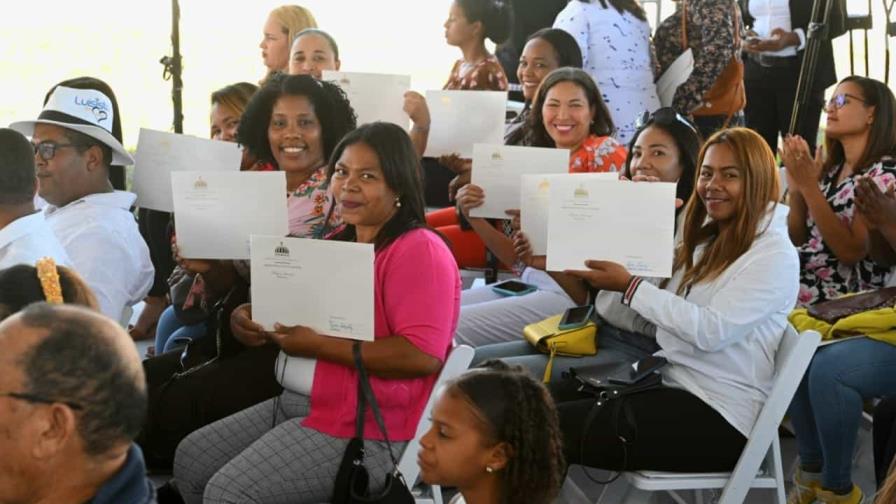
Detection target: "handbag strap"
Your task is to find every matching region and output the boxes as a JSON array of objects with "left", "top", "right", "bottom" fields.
[{"left": 352, "top": 341, "right": 401, "bottom": 469}]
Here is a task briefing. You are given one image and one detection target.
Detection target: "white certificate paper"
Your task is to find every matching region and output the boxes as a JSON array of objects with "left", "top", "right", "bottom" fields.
[
  {"left": 323, "top": 70, "right": 411, "bottom": 127},
  {"left": 520, "top": 173, "right": 619, "bottom": 255},
  {"left": 250, "top": 235, "right": 375, "bottom": 340},
  {"left": 469, "top": 144, "right": 568, "bottom": 219},
  {"left": 424, "top": 90, "right": 506, "bottom": 158},
  {"left": 657, "top": 48, "right": 694, "bottom": 108},
  {"left": 133, "top": 128, "right": 242, "bottom": 212},
  {"left": 171, "top": 171, "right": 288, "bottom": 260},
  {"left": 546, "top": 178, "right": 676, "bottom": 276}
]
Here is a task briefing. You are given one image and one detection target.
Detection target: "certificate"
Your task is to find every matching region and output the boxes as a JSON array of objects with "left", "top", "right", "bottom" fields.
[
  {"left": 322, "top": 70, "right": 411, "bottom": 127},
  {"left": 520, "top": 173, "right": 619, "bottom": 255},
  {"left": 468, "top": 144, "right": 568, "bottom": 219},
  {"left": 250, "top": 235, "right": 375, "bottom": 340},
  {"left": 133, "top": 128, "right": 242, "bottom": 212},
  {"left": 424, "top": 90, "right": 506, "bottom": 158},
  {"left": 546, "top": 178, "right": 676, "bottom": 277},
  {"left": 171, "top": 171, "right": 288, "bottom": 260},
  {"left": 656, "top": 48, "right": 694, "bottom": 108}
]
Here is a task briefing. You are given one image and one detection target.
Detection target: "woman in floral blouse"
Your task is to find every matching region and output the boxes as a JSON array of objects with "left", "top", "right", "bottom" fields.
[
  {"left": 780, "top": 76, "right": 896, "bottom": 307},
  {"left": 443, "top": 0, "right": 512, "bottom": 91},
  {"left": 653, "top": 0, "right": 745, "bottom": 139}
]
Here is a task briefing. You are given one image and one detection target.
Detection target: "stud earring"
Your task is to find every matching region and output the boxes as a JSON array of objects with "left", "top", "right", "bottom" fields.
[
  {"left": 394, "top": 196, "right": 402, "bottom": 208},
  {"left": 486, "top": 466, "right": 494, "bottom": 473}
]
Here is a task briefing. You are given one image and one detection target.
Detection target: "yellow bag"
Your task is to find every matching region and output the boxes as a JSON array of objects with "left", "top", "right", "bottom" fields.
[{"left": 524, "top": 314, "right": 597, "bottom": 383}]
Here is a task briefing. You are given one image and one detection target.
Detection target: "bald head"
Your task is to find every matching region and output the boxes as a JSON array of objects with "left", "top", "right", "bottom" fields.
[{"left": 0, "top": 303, "right": 146, "bottom": 456}]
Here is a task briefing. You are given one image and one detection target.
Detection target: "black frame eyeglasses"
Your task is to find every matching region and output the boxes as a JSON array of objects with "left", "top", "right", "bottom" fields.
[
  {"left": 636, "top": 107, "right": 698, "bottom": 134},
  {"left": 827, "top": 93, "right": 867, "bottom": 110},
  {"left": 0, "top": 391, "right": 84, "bottom": 410},
  {"left": 31, "top": 141, "right": 80, "bottom": 161}
]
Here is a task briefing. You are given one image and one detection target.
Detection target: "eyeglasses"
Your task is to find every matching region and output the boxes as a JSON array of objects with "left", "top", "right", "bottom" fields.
[
  {"left": 827, "top": 93, "right": 868, "bottom": 110},
  {"left": 637, "top": 107, "right": 698, "bottom": 134},
  {"left": 32, "top": 141, "right": 80, "bottom": 161},
  {"left": 0, "top": 391, "right": 83, "bottom": 410}
]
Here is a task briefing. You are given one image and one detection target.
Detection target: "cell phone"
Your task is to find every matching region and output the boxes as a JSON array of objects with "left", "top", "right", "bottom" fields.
[
  {"left": 558, "top": 305, "right": 594, "bottom": 330},
  {"left": 490, "top": 280, "right": 537, "bottom": 297},
  {"left": 608, "top": 356, "right": 668, "bottom": 386}
]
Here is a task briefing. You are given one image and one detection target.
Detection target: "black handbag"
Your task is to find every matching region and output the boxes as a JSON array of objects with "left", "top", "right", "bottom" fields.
[
  {"left": 332, "top": 342, "right": 415, "bottom": 504},
  {"left": 563, "top": 360, "right": 666, "bottom": 485}
]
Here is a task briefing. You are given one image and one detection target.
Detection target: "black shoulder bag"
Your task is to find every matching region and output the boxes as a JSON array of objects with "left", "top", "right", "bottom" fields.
[{"left": 332, "top": 342, "right": 415, "bottom": 504}]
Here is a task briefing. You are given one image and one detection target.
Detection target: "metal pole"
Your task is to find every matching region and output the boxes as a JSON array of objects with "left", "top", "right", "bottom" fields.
[
  {"left": 789, "top": 0, "right": 835, "bottom": 134},
  {"left": 160, "top": 0, "right": 184, "bottom": 133}
]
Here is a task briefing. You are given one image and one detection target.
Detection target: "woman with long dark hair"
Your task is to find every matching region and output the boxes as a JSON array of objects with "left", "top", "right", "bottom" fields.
[{"left": 172, "top": 123, "right": 461, "bottom": 503}]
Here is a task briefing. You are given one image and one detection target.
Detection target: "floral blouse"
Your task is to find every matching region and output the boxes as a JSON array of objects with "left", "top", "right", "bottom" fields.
[
  {"left": 444, "top": 55, "right": 509, "bottom": 91},
  {"left": 653, "top": 0, "right": 743, "bottom": 115},
  {"left": 569, "top": 135, "right": 628, "bottom": 173},
  {"left": 287, "top": 166, "right": 340, "bottom": 239},
  {"left": 797, "top": 158, "right": 896, "bottom": 306}
]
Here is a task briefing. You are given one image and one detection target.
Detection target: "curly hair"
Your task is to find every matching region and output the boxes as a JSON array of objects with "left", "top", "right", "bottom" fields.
[
  {"left": 525, "top": 67, "right": 615, "bottom": 148},
  {"left": 236, "top": 73, "right": 357, "bottom": 167},
  {"left": 448, "top": 360, "right": 565, "bottom": 504}
]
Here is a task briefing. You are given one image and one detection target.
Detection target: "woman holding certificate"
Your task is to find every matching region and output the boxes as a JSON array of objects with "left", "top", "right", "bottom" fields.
[
  {"left": 170, "top": 122, "right": 460, "bottom": 503},
  {"left": 428, "top": 29, "right": 584, "bottom": 268},
  {"left": 453, "top": 68, "right": 627, "bottom": 347},
  {"left": 543, "top": 128, "right": 798, "bottom": 473},
  {"left": 139, "top": 74, "right": 356, "bottom": 471}
]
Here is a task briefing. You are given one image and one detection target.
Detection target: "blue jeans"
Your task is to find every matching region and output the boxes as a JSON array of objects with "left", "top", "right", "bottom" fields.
[
  {"left": 788, "top": 337, "right": 896, "bottom": 490},
  {"left": 154, "top": 305, "right": 207, "bottom": 354},
  {"left": 473, "top": 324, "right": 660, "bottom": 382}
]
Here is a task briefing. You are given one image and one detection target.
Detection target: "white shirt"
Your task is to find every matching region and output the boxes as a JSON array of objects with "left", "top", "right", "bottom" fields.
[
  {"left": 554, "top": 0, "right": 660, "bottom": 144},
  {"left": 749, "top": 0, "right": 806, "bottom": 57},
  {"left": 630, "top": 204, "right": 799, "bottom": 436},
  {"left": 44, "top": 191, "right": 154, "bottom": 322},
  {"left": 0, "top": 211, "right": 71, "bottom": 270}
]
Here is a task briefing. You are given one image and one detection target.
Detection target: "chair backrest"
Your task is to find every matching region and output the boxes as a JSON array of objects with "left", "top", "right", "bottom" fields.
[
  {"left": 719, "top": 326, "right": 821, "bottom": 504},
  {"left": 397, "top": 344, "right": 476, "bottom": 486}
]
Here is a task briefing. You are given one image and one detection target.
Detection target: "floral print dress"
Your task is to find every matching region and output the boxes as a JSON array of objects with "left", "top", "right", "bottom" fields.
[
  {"left": 444, "top": 55, "right": 509, "bottom": 91},
  {"left": 569, "top": 134, "right": 628, "bottom": 173},
  {"left": 797, "top": 159, "right": 896, "bottom": 306}
]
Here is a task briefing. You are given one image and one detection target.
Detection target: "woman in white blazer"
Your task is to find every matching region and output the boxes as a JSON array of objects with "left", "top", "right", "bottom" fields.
[{"left": 551, "top": 127, "right": 799, "bottom": 472}]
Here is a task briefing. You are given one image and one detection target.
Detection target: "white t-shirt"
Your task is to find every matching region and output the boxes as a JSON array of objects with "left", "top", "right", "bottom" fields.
[
  {"left": 0, "top": 211, "right": 71, "bottom": 270},
  {"left": 44, "top": 191, "right": 154, "bottom": 322}
]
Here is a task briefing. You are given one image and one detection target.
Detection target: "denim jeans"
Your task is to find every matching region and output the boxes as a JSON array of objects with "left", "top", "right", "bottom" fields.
[
  {"left": 788, "top": 337, "right": 896, "bottom": 490},
  {"left": 473, "top": 323, "right": 660, "bottom": 382},
  {"left": 155, "top": 305, "right": 208, "bottom": 354}
]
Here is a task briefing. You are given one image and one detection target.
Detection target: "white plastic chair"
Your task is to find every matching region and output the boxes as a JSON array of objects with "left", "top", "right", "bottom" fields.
[
  {"left": 621, "top": 326, "right": 822, "bottom": 504},
  {"left": 397, "top": 344, "right": 476, "bottom": 504}
]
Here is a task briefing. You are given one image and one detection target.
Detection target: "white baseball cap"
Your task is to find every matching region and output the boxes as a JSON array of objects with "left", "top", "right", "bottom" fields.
[{"left": 10, "top": 86, "right": 134, "bottom": 166}]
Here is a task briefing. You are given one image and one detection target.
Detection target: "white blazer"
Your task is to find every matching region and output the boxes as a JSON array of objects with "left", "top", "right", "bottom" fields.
[{"left": 630, "top": 204, "right": 799, "bottom": 436}]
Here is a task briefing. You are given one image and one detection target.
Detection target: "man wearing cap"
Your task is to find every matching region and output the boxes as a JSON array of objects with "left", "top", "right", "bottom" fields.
[
  {"left": 0, "top": 128, "right": 71, "bottom": 269},
  {"left": 0, "top": 303, "right": 155, "bottom": 504},
  {"left": 10, "top": 85, "right": 153, "bottom": 322}
]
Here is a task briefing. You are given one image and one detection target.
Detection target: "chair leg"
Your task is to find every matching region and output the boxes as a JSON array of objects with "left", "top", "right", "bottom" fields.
[
  {"left": 694, "top": 489, "right": 705, "bottom": 504},
  {"left": 666, "top": 490, "right": 690, "bottom": 504},
  {"left": 770, "top": 436, "right": 786, "bottom": 504}
]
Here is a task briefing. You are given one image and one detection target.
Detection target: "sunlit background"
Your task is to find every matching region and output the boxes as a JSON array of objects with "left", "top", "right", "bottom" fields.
[{"left": 0, "top": 0, "right": 892, "bottom": 151}]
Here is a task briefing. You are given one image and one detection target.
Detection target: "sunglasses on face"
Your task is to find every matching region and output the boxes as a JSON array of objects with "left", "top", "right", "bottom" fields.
[
  {"left": 636, "top": 107, "right": 698, "bottom": 134},
  {"left": 31, "top": 141, "right": 80, "bottom": 161},
  {"left": 827, "top": 93, "right": 868, "bottom": 110}
]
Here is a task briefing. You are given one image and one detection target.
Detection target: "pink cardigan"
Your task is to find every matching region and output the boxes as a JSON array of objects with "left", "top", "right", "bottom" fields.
[{"left": 302, "top": 228, "right": 461, "bottom": 440}]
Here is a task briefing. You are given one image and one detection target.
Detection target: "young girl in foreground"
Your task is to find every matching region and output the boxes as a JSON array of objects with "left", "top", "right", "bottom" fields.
[{"left": 418, "top": 361, "right": 565, "bottom": 504}]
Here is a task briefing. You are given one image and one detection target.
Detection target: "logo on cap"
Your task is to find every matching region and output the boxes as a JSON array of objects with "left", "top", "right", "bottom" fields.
[{"left": 74, "top": 96, "right": 110, "bottom": 123}]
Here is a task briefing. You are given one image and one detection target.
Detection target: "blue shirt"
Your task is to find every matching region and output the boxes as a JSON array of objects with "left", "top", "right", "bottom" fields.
[{"left": 86, "top": 444, "right": 155, "bottom": 504}]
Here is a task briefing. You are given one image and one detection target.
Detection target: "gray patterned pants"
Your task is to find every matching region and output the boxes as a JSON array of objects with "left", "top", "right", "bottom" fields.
[{"left": 172, "top": 390, "right": 406, "bottom": 503}]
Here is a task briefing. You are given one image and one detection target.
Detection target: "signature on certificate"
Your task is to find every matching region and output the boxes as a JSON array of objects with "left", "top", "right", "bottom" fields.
[{"left": 329, "top": 316, "right": 356, "bottom": 334}]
